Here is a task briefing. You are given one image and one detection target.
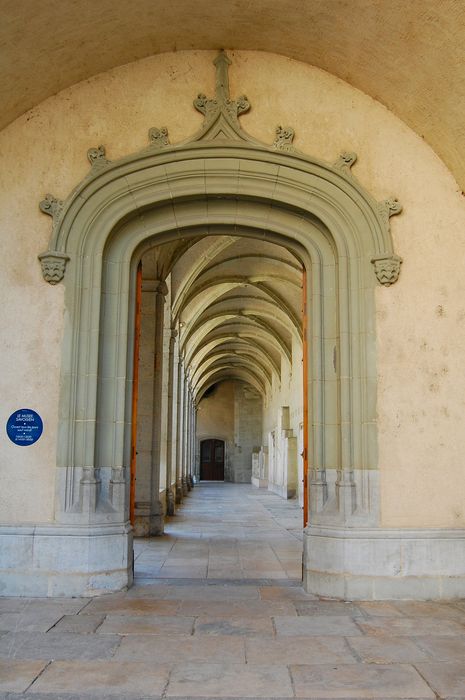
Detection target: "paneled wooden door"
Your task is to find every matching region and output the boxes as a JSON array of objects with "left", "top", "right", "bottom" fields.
[{"left": 200, "top": 439, "right": 225, "bottom": 481}]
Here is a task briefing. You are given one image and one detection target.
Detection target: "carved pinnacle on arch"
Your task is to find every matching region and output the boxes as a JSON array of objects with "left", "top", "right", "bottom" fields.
[{"left": 193, "top": 50, "right": 250, "bottom": 140}]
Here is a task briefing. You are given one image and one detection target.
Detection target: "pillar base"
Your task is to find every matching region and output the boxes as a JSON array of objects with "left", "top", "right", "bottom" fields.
[
  {"left": 303, "top": 524, "right": 465, "bottom": 600},
  {"left": 0, "top": 523, "right": 133, "bottom": 597},
  {"left": 175, "top": 480, "right": 183, "bottom": 504},
  {"left": 166, "top": 487, "right": 176, "bottom": 516},
  {"left": 182, "top": 477, "right": 188, "bottom": 496}
]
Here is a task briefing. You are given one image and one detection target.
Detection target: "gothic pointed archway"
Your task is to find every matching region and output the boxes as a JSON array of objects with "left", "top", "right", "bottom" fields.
[{"left": 36, "top": 52, "right": 402, "bottom": 598}]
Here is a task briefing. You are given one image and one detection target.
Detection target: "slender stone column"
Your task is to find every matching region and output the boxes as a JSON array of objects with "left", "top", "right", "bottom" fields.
[
  {"left": 186, "top": 386, "right": 193, "bottom": 491},
  {"left": 181, "top": 374, "right": 189, "bottom": 496},
  {"left": 149, "top": 280, "right": 168, "bottom": 535},
  {"left": 165, "top": 327, "right": 177, "bottom": 516},
  {"left": 175, "top": 356, "right": 184, "bottom": 503}
]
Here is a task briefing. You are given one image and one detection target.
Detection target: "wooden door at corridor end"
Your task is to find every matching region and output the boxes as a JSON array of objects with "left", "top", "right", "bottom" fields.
[{"left": 200, "top": 439, "right": 225, "bottom": 480}]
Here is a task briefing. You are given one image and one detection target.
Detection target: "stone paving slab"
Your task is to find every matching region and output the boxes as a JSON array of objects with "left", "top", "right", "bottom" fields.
[
  {"left": 357, "top": 616, "right": 465, "bottom": 637},
  {"left": 97, "top": 614, "right": 195, "bottom": 635},
  {"left": 114, "top": 634, "right": 246, "bottom": 663},
  {"left": 166, "top": 662, "right": 294, "bottom": 697},
  {"left": 414, "top": 661, "right": 465, "bottom": 698},
  {"left": 289, "top": 663, "right": 436, "bottom": 698},
  {"left": 0, "top": 660, "right": 47, "bottom": 693},
  {"left": 346, "top": 635, "right": 431, "bottom": 663},
  {"left": 294, "top": 601, "right": 363, "bottom": 617},
  {"left": 49, "top": 614, "right": 105, "bottom": 634},
  {"left": 28, "top": 660, "right": 170, "bottom": 696},
  {"left": 245, "top": 636, "right": 357, "bottom": 665},
  {"left": 194, "top": 616, "right": 274, "bottom": 637},
  {"left": 178, "top": 600, "right": 297, "bottom": 617},
  {"left": 83, "top": 598, "right": 180, "bottom": 616},
  {"left": 274, "top": 615, "right": 363, "bottom": 637},
  {"left": 0, "top": 631, "right": 121, "bottom": 660},
  {"left": 413, "top": 633, "right": 465, "bottom": 661}
]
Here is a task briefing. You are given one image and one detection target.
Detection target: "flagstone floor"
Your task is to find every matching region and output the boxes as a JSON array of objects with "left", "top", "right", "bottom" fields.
[{"left": 1, "top": 482, "right": 465, "bottom": 699}]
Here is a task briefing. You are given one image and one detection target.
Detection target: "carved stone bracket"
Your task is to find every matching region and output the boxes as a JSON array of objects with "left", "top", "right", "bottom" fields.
[
  {"left": 38, "top": 251, "right": 70, "bottom": 285},
  {"left": 378, "top": 198, "right": 403, "bottom": 227},
  {"left": 333, "top": 151, "right": 357, "bottom": 173},
  {"left": 148, "top": 126, "right": 170, "bottom": 148},
  {"left": 371, "top": 254, "right": 402, "bottom": 286},
  {"left": 39, "top": 194, "right": 63, "bottom": 225},
  {"left": 87, "top": 145, "right": 110, "bottom": 170},
  {"left": 273, "top": 125, "right": 295, "bottom": 151}
]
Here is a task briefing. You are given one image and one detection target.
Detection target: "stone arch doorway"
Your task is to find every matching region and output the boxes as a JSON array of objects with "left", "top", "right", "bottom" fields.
[{"left": 37, "top": 52, "right": 401, "bottom": 598}]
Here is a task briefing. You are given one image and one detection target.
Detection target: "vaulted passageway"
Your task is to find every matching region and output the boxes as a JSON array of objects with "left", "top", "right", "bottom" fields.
[{"left": 132, "top": 233, "right": 305, "bottom": 537}]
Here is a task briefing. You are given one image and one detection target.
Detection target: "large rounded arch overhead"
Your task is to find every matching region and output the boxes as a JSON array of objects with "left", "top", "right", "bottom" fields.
[{"left": 36, "top": 51, "right": 406, "bottom": 599}]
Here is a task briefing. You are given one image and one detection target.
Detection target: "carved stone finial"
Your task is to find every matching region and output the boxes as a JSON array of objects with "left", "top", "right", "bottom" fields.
[
  {"left": 334, "top": 151, "right": 357, "bottom": 172},
  {"left": 371, "top": 254, "right": 402, "bottom": 286},
  {"left": 148, "top": 126, "right": 170, "bottom": 148},
  {"left": 39, "top": 194, "right": 63, "bottom": 223},
  {"left": 38, "top": 251, "right": 70, "bottom": 285},
  {"left": 193, "top": 51, "right": 251, "bottom": 138},
  {"left": 87, "top": 145, "right": 109, "bottom": 169},
  {"left": 273, "top": 125, "right": 295, "bottom": 151}
]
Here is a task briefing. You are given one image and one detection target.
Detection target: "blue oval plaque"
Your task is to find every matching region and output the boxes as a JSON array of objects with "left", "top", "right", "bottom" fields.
[{"left": 6, "top": 409, "right": 43, "bottom": 446}]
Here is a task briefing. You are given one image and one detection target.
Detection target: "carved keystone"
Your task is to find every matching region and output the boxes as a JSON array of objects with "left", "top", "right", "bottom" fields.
[
  {"left": 273, "top": 125, "right": 295, "bottom": 151},
  {"left": 371, "top": 254, "right": 402, "bottom": 286},
  {"left": 38, "top": 251, "right": 70, "bottom": 285}
]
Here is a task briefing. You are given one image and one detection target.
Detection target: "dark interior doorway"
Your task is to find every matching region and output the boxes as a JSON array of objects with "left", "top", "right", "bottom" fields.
[{"left": 200, "top": 439, "right": 225, "bottom": 481}]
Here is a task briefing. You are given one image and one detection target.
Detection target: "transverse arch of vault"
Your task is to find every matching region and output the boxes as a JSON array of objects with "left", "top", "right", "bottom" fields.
[{"left": 5, "top": 51, "right": 461, "bottom": 600}]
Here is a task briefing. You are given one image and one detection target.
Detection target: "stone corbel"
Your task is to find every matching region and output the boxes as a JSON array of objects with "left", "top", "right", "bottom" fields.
[
  {"left": 87, "top": 145, "right": 110, "bottom": 171},
  {"left": 333, "top": 151, "right": 357, "bottom": 174},
  {"left": 371, "top": 254, "right": 402, "bottom": 286},
  {"left": 39, "top": 193, "right": 63, "bottom": 224},
  {"left": 38, "top": 251, "right": 70, "bottom": 285},
  {"left": 273, "top": 125, "right": 295, "bottom": 151},
  {"left": 148, "top": 127, "right": 170, "bottom": 148},
  {"left": 378, "top": 197, "right": 403, "bottom": 227}
]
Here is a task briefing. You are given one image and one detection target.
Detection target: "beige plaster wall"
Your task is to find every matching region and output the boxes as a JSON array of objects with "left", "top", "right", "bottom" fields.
[{"left": 1, "top": 50, "right": 465, "bottom": 527}]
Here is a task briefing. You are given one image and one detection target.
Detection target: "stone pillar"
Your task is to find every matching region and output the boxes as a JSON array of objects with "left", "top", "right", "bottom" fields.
[
  {"left": 149, "top": 280, "right": 168, "bottom": 535},
  {"left": 165, "top": 327, "right": 177, "bottom": 516},
  {"left": 181, "top": 373, "right": 189, "bottom": 496},
  {"left": 175, "top": 357, "right": 184, "bottom": 503}
]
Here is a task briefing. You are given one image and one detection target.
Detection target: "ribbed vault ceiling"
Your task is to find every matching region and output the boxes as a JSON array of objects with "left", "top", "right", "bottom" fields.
[
  {"left": 143, "top": 235, "right": 302, "bottom": 400},
  {"left": 2, "top": 0, "right": 465, "bottom": 189}
]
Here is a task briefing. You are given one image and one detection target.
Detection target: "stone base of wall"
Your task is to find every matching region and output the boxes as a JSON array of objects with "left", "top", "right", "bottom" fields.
[
  {"left": 251, "top": 477, "right": 268, "bottom": 489},
  {"left": 304, "top": 524, "right": 465, "bottom": 600},
  {"left": 268, "top": 481, "right": 296, "bottom": 499},
  {"left": 0, "top": 523, "right": 133, "bottom": 597}
]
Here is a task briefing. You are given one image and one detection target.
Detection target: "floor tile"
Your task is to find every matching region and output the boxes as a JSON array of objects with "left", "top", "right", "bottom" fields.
[
  {"left": 290, "top": 662, "right": 435, "bottom": 698},
  {"left": 166, "top": 662, "right": 294, "bottom": 697},
  {"left": 347, "top": 636, "right": 431, "bottom": 663},
  {"left": 414, "top": 661, "right": 465, "bottom": 698},
  {"left": 194, "top": 616, "right": 274, "bottom": 637},
  {"left": 274, "top": 615, "right": 362, "bottom": 637},
  {"left": 114, "top": 634, "right": 245, "bottom": 663},
  {"left": 98, "top": 614, "right": 194, "bottom": 635},
  {"left": 245, "top": 636, "right": 357, "bottom": 665},
  {"left": 29, "top": 660, "right": 170, "bottom": 695},
  {"left": 413, "top": 634, "right": 465, "bottom": 661},
  {"left": 0, "top": 659, "right": 47, "bottom": 692},
  {"left": 0, "top": 631, "right": 121, "bottom": 660},
  {"left": 358, "top": 616, "right": 465, "bottom": 637}
]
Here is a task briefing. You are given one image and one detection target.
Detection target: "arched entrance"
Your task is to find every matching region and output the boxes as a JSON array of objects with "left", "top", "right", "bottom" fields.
[{"left": 37, "top": 52, "right": 401, "bottom": 598}]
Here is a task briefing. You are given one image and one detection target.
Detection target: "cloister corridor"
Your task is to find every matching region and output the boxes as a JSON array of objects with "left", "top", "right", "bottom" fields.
[{"left": 2, "top": 483, "right": 465, "bottom": 698}]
